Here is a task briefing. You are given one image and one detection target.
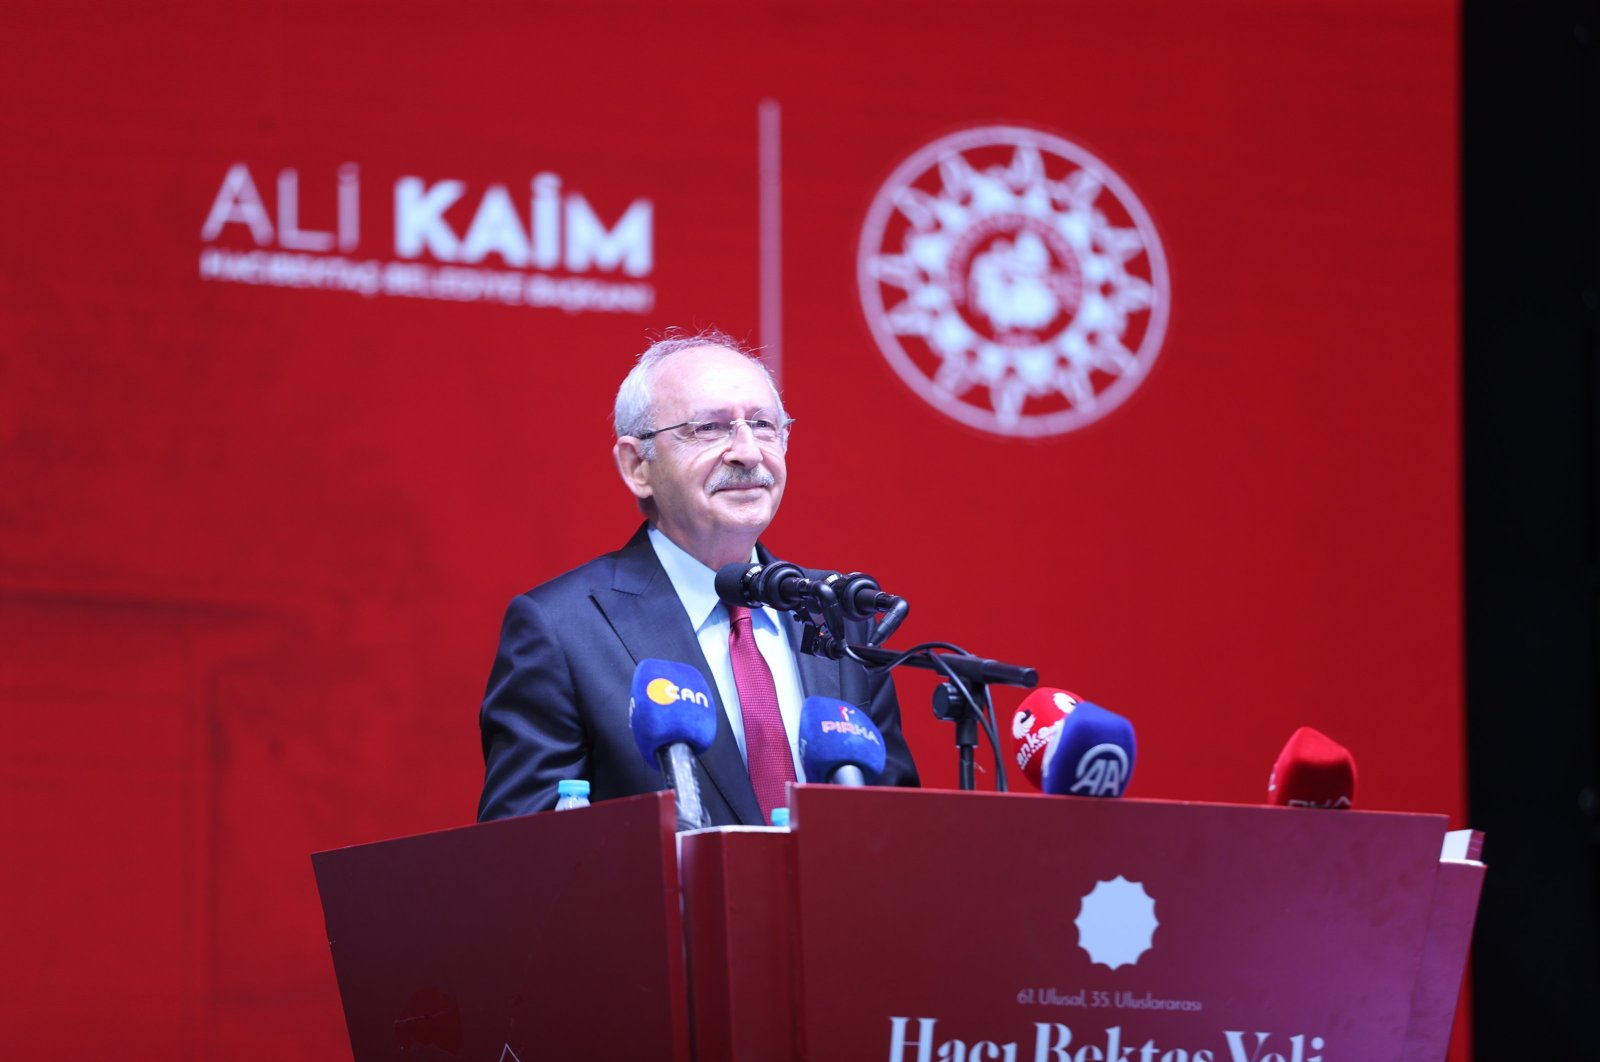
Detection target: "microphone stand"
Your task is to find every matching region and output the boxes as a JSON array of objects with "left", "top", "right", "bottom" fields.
[{"left": 799, "top": 624, "right": 1037, "bottom": 791}]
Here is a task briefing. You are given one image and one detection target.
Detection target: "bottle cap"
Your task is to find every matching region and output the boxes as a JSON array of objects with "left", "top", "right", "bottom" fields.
[
  {"left": 557, "top": 779, "right": 590, "bottom": 798},
  {"left": 770, "top": 807, "right": 791, "bottom": 828}
]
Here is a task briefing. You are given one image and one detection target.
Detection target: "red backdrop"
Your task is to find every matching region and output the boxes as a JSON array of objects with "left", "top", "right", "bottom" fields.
[{"left": 1, "top": 2, "right": 1461, "bottom": 1058}]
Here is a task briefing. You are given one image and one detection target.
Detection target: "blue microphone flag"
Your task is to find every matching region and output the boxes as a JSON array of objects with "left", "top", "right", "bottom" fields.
[
  {"left": 1042, "top": 701, "right": 1136, "bottom": 798},
  {"left": 799, "top": 696, "right": 887, "bottom": 782},
  {"left": 629, "top": 658, "right": 718, "bottom": 766}
]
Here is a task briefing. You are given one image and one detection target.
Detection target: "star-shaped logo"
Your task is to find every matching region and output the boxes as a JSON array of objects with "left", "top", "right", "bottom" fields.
[{"left": 1074, "top": 875, "right": 1159, "bottom": 969}]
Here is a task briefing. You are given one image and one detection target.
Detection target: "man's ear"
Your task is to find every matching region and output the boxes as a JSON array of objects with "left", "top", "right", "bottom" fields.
[{"left": 613, "top": 438, "right": 653, "bottom": 501}]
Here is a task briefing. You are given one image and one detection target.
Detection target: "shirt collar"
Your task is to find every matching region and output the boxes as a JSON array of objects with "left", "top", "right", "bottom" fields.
[
  {"left": 648, "top": 527, "right": 777, "bottom": 633},
  {"left": 643, "top": 527, "right": 742, "bottom": 630}
]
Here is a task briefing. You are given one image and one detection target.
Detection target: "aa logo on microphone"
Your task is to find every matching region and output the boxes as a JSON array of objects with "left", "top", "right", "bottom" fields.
[
  {"left": 1067, "top": 743, "right": 1130, "bottom": 797},
  {"left": 645, "top": 677, "right": 710, "bottom": 708},
  {"left": 858, "top": 126, "right": 1170, "bottom": 438}
]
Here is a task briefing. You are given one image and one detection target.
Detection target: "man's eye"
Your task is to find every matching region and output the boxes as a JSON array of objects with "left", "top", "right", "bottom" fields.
[
  {"left": 691, "top": 421, "right": 730, "bottom": 440},
  {"left": 746, "top": 419, "right": 777, "bottom": 435}
]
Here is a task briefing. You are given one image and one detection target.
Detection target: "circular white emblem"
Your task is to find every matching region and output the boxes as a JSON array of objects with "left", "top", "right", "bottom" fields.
[
  {"left": 858, "top": 126, "right": 1170, "bottom": 437},
  {"left": 1075, "top": 875, "right": 1159, "bottom": 970}
]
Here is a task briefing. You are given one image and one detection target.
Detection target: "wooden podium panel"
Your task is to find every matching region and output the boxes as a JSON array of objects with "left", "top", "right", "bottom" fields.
[
  {"left": 1403, "top": 856, "right": 1486, "bottom": 1062},
  {"left": 785, "top": 786, "right": 1450, "bottom": 1062},
  {"left": 680, "top": 827, "right": 799, "bottom": 1062},
  {"left": 312, "top": 792, "right": 689, "bottom": 1062}
]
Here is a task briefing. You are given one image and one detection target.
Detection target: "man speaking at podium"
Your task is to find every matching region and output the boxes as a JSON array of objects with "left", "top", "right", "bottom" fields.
[{"left": 477, "top": 330, "right": 919, "bottom": 826}]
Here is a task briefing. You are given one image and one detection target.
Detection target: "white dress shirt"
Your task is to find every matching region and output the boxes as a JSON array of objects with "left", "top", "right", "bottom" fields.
[{"left": 647, "top": 527, "right": 808, "bottom": 781}]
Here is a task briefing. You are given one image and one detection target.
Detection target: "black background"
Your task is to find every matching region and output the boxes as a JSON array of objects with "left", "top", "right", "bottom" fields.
[{"left": 1465, "top": 2, "right": 1599, "bottom": 1057}]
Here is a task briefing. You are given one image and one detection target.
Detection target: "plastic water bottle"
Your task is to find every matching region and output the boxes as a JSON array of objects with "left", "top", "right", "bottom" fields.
[
  {"left": 770, "top": 807, "right": 790, "bottom": 828},
  {"left": 554, "top": 779, "right": 591, "bottom": 811}
]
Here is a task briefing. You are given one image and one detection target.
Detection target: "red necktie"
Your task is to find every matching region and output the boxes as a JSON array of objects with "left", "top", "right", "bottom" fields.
[{"left": 727, "top": 605, "right": 796, "bottom": 823}]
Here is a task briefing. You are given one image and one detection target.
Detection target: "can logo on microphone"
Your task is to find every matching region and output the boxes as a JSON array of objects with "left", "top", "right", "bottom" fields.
[{"left": 646, "top": 677, "right": 709, "bottom": 708}]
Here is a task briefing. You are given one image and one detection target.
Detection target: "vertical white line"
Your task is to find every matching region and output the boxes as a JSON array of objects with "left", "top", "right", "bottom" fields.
[{"left": 758, "top": 98, "right": 782, "bottom": 387}]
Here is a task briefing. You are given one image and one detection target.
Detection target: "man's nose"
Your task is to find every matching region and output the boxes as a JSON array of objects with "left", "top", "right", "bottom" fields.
[{"left": 722, "top": 421, "right": 763, "bottom": 464}]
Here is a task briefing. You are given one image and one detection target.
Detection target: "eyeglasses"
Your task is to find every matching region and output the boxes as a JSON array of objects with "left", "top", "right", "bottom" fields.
[{"left": 636, "top": 415, "right": 795, "bottom": 447}]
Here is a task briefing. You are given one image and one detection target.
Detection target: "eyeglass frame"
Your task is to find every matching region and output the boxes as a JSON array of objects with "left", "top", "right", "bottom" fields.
[{"left": 632, "top": 414, "right": 796, "bottom": 448}]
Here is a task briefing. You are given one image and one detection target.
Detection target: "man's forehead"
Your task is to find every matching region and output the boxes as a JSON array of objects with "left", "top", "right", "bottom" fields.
[{"left": 653, "top": 345, "right": 778, "bottom": 409}]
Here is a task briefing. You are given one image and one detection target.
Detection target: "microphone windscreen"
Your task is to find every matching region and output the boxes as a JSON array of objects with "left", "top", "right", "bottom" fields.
[
  {"left": 1268, "top": 726, "right": 1356, "bottom": 809},
  {"left": 714, "top": 563, "right": 761, "bottom": 607},
  {"left": 1010, "top": 687, "right": 1083, "bottom": 791},
  {"left": 1043, "top": 701, "right": 1136, "bottom": 798},
  {"left": 629, "top": 658, "right": 719, "bottom": 765},
  {"left": 799, "top": 696, "right": 887, "bottom": 782}
]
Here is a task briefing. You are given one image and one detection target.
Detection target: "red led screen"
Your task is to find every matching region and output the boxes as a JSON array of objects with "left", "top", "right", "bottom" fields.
[{"left": 0, "top": 2, "right": 1461, "bottom": 1058}]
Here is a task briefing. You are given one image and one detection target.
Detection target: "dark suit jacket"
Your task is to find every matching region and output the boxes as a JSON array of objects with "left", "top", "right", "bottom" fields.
[{"left": 477, "top": 524, "right": 920, "bottom": 825}]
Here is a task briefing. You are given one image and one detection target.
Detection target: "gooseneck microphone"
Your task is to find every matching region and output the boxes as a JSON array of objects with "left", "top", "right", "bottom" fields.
[
  {"left": 716, "top": 560, "right": 811, "bottom": 611},
  {"left": 819, "top": 571, "right": 904, "bottom": 621},
  {"left": 717, "top": 559, "right": 1037, "bottom": 794},
  {"left": 798, "top": 696, "right": 888, "bottom": 786},
  {"left": 629, "top": 658, "right": 718, "bottom": 831},
  {"left": 715, "top": 561, "right": 908, "bottom": 645},
  {"left": 1268, "top": 726, "right": 1357, "bottom": 809},
  {"left": 1009, "top": 687, "right": 1084, "bottom": 791},
  {"left": 1042, "top": 701, "right": 1137, "bottom": 798}
]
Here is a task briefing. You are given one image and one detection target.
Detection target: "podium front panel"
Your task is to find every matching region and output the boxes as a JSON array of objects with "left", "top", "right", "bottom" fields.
[
  {"left": 1402, "top": 859, "right": 1486, "bottom": 1062},
  {"left": 788, "top": 786, "right": 1446, "bottom": 1062},
  {"left": 680, "top": 827, "right": 800, "bottom": 1062},
  {"left": 313, "top": 792, "right": 689, "bottom": 1062}
]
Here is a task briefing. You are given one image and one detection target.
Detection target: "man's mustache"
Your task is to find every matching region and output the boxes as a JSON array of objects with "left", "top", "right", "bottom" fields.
[{"left": 708, "top": 467, "right": 776, "bottom": 493}]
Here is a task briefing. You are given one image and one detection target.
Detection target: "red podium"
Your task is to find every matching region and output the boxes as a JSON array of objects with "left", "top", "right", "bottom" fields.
[
  {"left": 312, "top": 792, "right": 690, "bottom": 1062},
  {"left": 314, "top": 787, "right": 1482, "bottom": 1062},
  {"left": 682, "top": 786, "right": 1484, "bottom": 1062}
]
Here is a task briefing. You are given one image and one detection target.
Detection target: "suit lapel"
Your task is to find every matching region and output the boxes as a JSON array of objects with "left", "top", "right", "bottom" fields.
[{"left": 593, "top": 526, "right": 762, "bottom": 826}]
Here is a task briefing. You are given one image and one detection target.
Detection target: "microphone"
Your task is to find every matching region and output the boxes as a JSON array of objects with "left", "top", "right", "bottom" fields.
[
  {"left": 715, "top": 561, "right": 906, "bottom": 624},
  {"left": 798, "top": 696, "right": 887, "bottom": 786},
  {"left": 1009, "top": 687, "right": 1084, "bottom": 791},
  {"left": 716, "top": 560, "right": 812, "bottom": 611},
  {"left": 1268, "top": 726, "right": 1356, "bottom": 809},
  {"left": 629, "top": 658, "right": 718, "bottom": 831},
  {"left": 1042, "top": 701, "right": 1136, "bottom": 798},
  {"left": 818, "top": 571, "right": 903, "bottom": 621}
]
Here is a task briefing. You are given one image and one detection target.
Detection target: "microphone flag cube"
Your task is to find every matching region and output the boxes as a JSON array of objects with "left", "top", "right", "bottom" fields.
[
  {"left": 1010, "top": 687, "right": 1082, "bottom": 791},
  {"left": 1042, "top": 701, "right": 1136, "bottom": 798},
  {"left": 1268, "top": 726, "right": 1356, "bottom": 809},
  {"left": 799, "top": 696, "right": 887, "bottom": 782},
  {"left": 629, "top": 658, "right": 718, "bottom": 765}
]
